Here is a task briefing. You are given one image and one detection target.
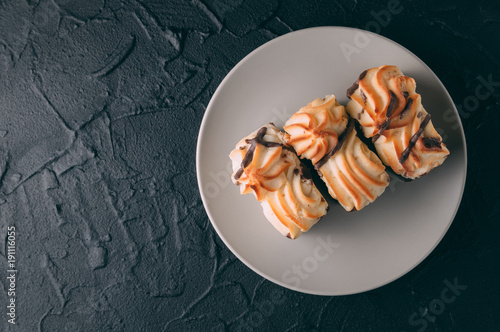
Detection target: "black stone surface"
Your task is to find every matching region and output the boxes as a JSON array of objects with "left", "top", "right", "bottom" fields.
[{"left": 0, "top": 0, "right": 499, "bottom": 331}]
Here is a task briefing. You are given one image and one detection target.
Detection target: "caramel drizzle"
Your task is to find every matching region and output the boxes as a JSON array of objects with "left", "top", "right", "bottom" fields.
[
  {"left": 399, "top": 114, "right": 431, "bottom": 165},
  {"left": 314, "top": 118, "right": 355, "bottom": 170},
  {"left": 233, "top": 127, "right": 284, "bottom": 180},
  {"left": 349, "top": 69, "right": 436, "bottom": 166}
]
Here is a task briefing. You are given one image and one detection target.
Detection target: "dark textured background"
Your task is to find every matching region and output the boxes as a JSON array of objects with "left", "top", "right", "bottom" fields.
[{"left": 0, "top": 0, "right": 499, "bottom": 331}]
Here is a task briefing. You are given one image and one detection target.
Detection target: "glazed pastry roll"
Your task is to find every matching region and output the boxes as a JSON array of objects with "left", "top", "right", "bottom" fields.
[
  {"left": 230, "top": 123, "right": 328, "bottom": 239},
  {"left": 284, "top": 95, "right": 390, "bottom": 212},
  {"left": 346, "top": 65, "right": 450, "bottom": 179}
]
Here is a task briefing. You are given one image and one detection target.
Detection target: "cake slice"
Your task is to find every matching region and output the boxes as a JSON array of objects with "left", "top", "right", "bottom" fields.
[
  {"left": 229, "top": 123, "right": 328, "bottom": 239},
  {"left": 346, "top": 65, "right": 450, "bottom": 179},
  {"left": 284, "top": 95, "right": 390, "bottom": 211}
]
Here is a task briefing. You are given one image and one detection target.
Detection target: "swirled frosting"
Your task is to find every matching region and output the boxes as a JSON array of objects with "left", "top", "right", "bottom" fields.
[
  {"left": 318, "top": 126, "right": 390, "bottom": 211},
  {"left": 284, "top": 95, "right": 389, "bottom": 211},
  {"left": 346, "top": 65, "right": 450, "bottom": 179},
  {"left": 283, "top": 95, "right": 347, "bottom": 165},
  {"left": 229, "top": 123, "right": 328, "bottom": 239}
]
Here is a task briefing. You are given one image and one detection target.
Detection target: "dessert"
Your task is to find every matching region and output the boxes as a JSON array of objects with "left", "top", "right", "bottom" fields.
[
  {"left": 229, "top": 123, "right": 328, "bottom": 239},
  {"left": 346, "top": 65, "right": 450, "bottom": 179},
  {"left": 284, "top": 95, "right": 390, "bottom": 211}
]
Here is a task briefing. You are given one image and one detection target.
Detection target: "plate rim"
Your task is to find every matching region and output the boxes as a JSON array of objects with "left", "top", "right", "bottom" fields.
[{"left": 196, "top": 26, "right": 467, "bottom": 296}]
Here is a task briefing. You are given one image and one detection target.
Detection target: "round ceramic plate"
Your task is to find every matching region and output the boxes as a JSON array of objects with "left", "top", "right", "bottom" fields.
[{"left": 196, "top": 27, "right": 466, "bottom": 295}]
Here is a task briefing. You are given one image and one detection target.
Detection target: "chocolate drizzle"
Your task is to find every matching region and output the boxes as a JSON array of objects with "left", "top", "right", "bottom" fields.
[
  {"left": 372, "top": 91, "right": 404, "bottom": 142},
  {"left": 422, "top": 137, "right": 442, "bottom": 149},
  {"left": 233, "top": 126, "right": 284, "bottom": 180},
  {"left": 346, "top": 70, "right": 368, "bottom": 99},
  {"left": 386, "top": 90, "right": 397, "bottom": 117},
  {"left": 399, "top": 98, "right": 413, "bottom": 119},
  {"left": 346, "top": 81, "right": 358, "bottom": 99},
  {"left": 399, "top": 114, "right": 432, "bottom": 165},
  {"left": 379, "top": 118, "right": 392, "bottom": 132},
  {"left": 360, "top": 90, "right": 367, "bottom": 105},
  {"left": 372, "top": 117, "right": 391, "bottom": 143},
  {"left": 314, "top": 119, "right": 355, "bottom": 170},
  {"left": 359, "top": 69, "right": 368, "bottom": 80}
]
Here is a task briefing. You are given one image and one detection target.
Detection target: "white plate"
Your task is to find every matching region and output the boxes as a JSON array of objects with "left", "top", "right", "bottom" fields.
[{"left": 196, "top": 27, "right": 466, "bottom": 295}]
